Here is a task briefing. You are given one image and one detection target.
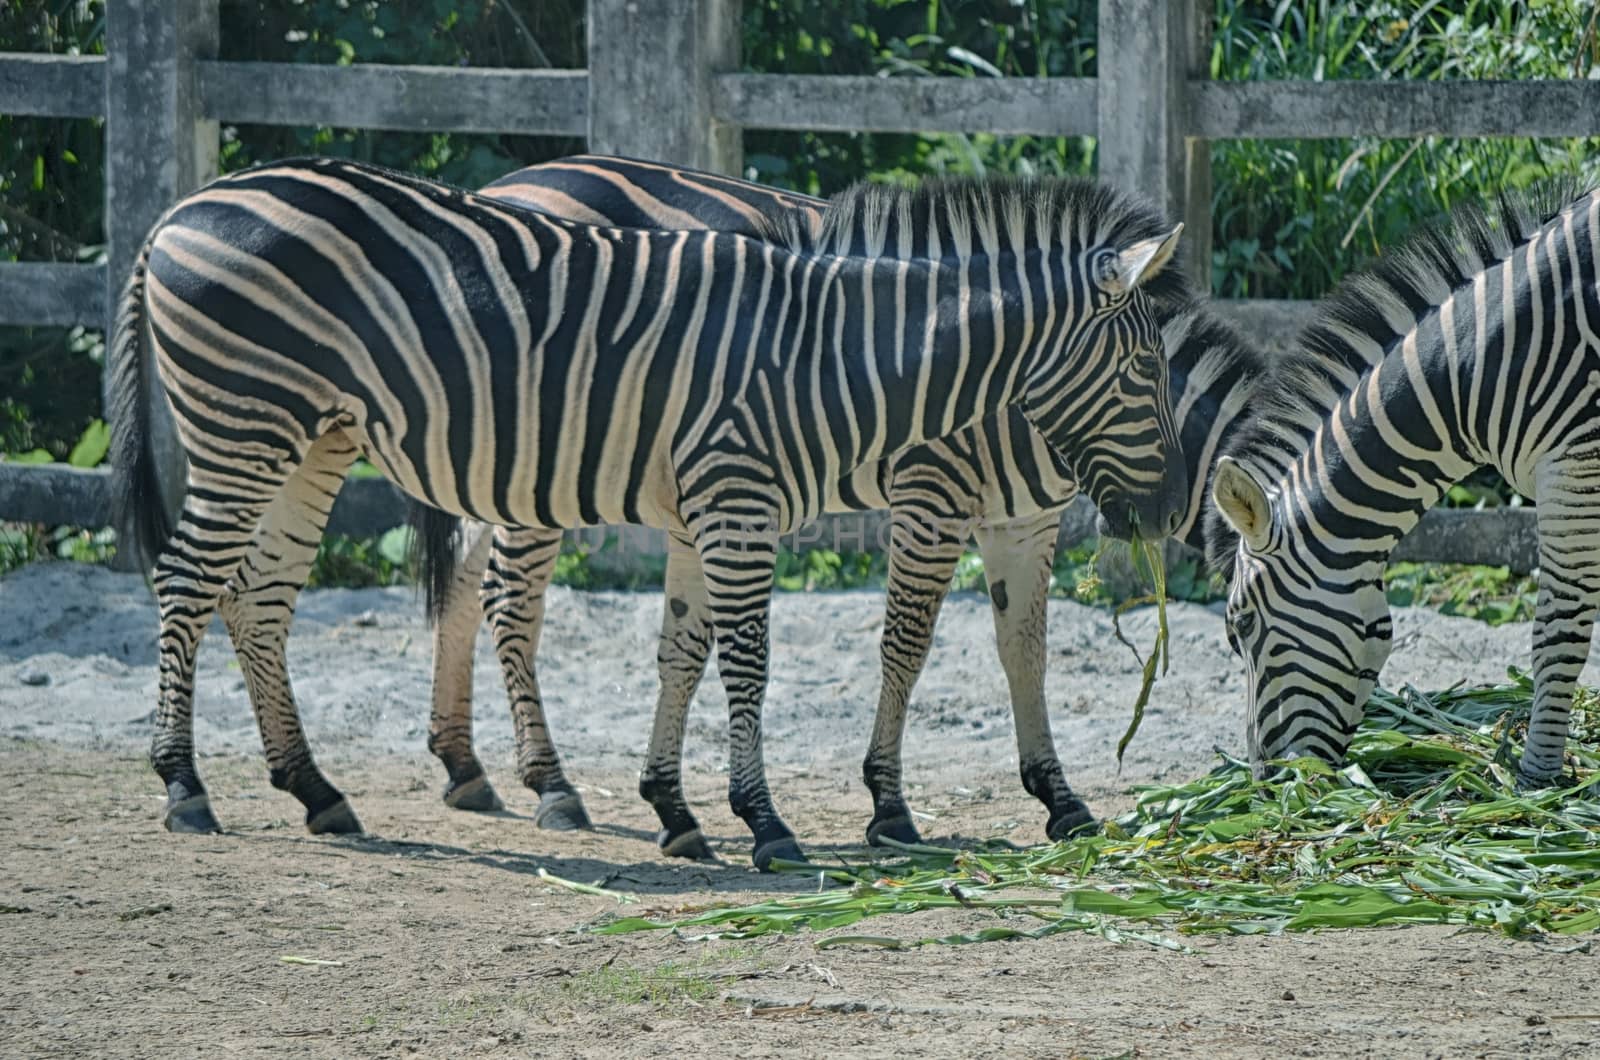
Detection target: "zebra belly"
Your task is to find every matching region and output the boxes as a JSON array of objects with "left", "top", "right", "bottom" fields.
[{"left": 345, "top": 418, "right": 683, "bottom": 533}]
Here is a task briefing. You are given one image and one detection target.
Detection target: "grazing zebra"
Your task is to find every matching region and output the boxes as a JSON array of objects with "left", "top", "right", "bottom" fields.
[
  {"left": 1213, "top": 180, "right": 1600, "bottom": 783},
  {"left": 111, "top": 156, "right": 1189, "bottom": 868},
  {"left": 205, "top": 156, "right": 1245, "bottom": 855}
]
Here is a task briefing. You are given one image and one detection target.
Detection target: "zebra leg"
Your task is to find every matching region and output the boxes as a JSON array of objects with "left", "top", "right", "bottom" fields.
[
  {"left": 862, "top": 510, "right": 968, "bottom": 846},
  {"left": 974, "top": 512, "right": 1094, "bottom": 839},
  {"left": 639, "top": 533, "right": 716, "bottom": 860},
  {"left": 152, "top": 466, "right": 297, "bottom": 834},
  {"left": 1518, "top": 482, "right": 1600, "bottom": 786},
  {"left": 693, "top": 516, "right": 801, "bottom": 871},
  {"left": 426, "top": 519, "right": 505, "bottom": 813},
  {"left": 481, "top": 525, "right": 591, "bottom": 829},
  {"left": 218, "top": 429, "right": 362, "bottom": 834}
]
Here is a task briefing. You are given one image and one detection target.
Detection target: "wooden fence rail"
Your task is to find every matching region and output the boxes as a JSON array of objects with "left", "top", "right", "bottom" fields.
[
  {"left": 3, "top": 464, "right": 1543, "bottom": 575},
  {"left": 2, "top": 0, "right": 1594, "bottom": 574}
]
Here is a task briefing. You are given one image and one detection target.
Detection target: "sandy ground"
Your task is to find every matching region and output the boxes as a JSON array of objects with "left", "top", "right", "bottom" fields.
[{"left": 1, "top": 561, "right": 1597, "bottom": 1058}]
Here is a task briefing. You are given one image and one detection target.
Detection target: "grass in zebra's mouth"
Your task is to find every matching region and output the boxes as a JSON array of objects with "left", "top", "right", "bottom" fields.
[
  {"left": 1071, "top": 536, "right": 1172, "bottom": 769},
  {"left": 1110, "top": 538, "right": 1169, "bottom": 769},
  {"left": 585, "top": 672, "right": 1600, "bottom": 950}
]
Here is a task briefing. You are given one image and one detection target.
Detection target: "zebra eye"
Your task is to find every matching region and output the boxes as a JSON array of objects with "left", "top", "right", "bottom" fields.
[{"left": 1230, "top": 611, "right": 1257, "bottom": 640}]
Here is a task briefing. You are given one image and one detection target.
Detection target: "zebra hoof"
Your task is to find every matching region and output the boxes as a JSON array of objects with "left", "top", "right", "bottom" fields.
[
  {"left": 1046, "top": 802, "right": 1097, "bottom": 841},
  {"left": 658, "top": 827, "right": 716, "bottom": 861},
  {"left": 865, "top": 813, "right": 922, "bottom": 847},
  {"left": 1514, "top": 769, "right": 1565, "bottom": 792},
  {"left": 535, "top": 791, "right": 593, "bottom": 831},
  {"left": 163, "top": 793, "right": 222, "bottom": 835},
  {"left": 751, "top": 835, "right": 806, "bottom": 873},
  {"left": 306, "top": 799, "right": 364, "bottom": 835},
  {"left": 444, "top": 775, "right": 505, "bottom": 813}
]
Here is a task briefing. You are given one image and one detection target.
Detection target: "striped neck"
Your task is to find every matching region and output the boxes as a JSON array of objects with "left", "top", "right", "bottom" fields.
[
  {"left": 1212, "top": 182, "right": 1600, "bottom": 576},
  {"left": 1159, "top": 302, "right": 1268, "bottom": 549},
  {"left": 815, "top": 246, "right": 1053, "bottom": 477},
  {"left": 1273, "top": 345, "right": 1479, "bottom": 575},
  {"left": 1278, "top": 224, "right": 1596, "bottom": 567}
]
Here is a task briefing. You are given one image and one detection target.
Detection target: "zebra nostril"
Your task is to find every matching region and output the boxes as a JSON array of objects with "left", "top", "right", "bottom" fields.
[{"left": 1166, "top": 508, "right": 1181, "bottom": 534}]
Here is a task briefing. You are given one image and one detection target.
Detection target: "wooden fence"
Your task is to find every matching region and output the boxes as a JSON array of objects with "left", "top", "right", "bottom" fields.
[{"left": 2, "top": 0, "right": 1597, "bottom": 573}]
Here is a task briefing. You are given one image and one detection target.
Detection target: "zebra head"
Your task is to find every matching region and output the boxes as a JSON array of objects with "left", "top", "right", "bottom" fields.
[
  {"left": 1023, "top": 223, "right": 1190, "bottom": 541},
  {"left": 1212, "top": 457, "right": 1394, "bottom": 776}
]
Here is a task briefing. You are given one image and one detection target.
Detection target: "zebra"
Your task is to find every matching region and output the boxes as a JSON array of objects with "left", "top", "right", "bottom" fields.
[
  {"left": 201, "top": 156, "right": 1250, "bottom": 855},
  {"left": 110, "top": 156, "right": 1189, "bottom": 869},
  {"left": 432, "top": 160, "right": 1248, "bottom": 853},
  {"left": 1212, "top": 180, "right": 1600, "bottom": 784}
]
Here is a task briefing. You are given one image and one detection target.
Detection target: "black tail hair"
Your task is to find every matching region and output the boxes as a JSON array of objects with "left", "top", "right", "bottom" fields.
[
  {"left": 406, "top": 499, "right": 462, "bottom": 624},
  {"left": 108, "top": 240, "right": 176, "bottom": 572}
]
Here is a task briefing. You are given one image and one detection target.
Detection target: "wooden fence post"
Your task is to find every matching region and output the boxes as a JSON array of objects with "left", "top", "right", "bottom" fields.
[
  {"left": 104, "top": 0, "right": 219, "bottom": 566},
  {"left": 1096, "top": 0, "right": 1212, "bottom": 293},
  {"left": 585, "top": 0, "right": 742, "bottom": 174}
]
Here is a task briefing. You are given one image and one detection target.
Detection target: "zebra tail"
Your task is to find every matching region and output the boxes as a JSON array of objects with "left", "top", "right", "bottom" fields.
[
  {"left": 406, "top": 500, "right": 463, "bottom": 625},
  {"left": 108, "top": 239, "right": 175, "bottom": 572}
]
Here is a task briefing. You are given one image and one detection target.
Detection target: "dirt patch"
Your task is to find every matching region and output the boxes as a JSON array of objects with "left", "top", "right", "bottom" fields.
[{"left": 1, "top": 563, "right": 1597, "bottom": 1057}]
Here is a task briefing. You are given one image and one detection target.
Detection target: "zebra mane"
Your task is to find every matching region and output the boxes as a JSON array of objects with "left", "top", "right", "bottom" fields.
[
  {"left": 756, "top": 175, "right": 1188, "bottom": 303},
  {"left": 1204, "top": 176, "right": 1600, "bottom": 574}
]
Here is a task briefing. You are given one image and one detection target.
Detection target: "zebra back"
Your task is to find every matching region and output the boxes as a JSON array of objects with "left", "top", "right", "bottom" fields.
[{"left": 485, "top": 158, "right": 1249, "bottom": 539}]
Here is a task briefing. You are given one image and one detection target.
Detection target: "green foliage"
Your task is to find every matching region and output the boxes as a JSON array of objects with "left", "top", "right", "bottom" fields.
[
  {"left": 550, "top": 537, "right": 668, "bottom": 591},
  {"left": 1384, "top": 561, "right": 1537, "bottom": 626},
  {"left": 547, "top": 537, "right": 886, "bottom": 593},
  {"left": 1050, "top": 541, "right": 1225, "bottom": 606},
  {"left": 0, "top": 1, "right": 106, "bottom": 263},
  {"left": 0, "top": 523, "right": 116, "bottom": 573},
  {"left": 65, "top": 417, "right": 108, "bottom": 468},
  {"left": 0, "top": 417, "right": 119, "bottom": 575},
  {"left": 306, "top": 527, "right": 414, "bottom": 589},
  {"left": 597, "top": 673, "right": 1600, "bottom": 944},
  {"left": 950, "top": 549, "right": 988, "bottom": 593},
  {"left": 1209, "top": 0, "right": 1600, "bottom": 298},
  {"left": 2, "top": 0, "right": 584, "bottom": 463},
  {"left": 1, "top": 417, "right": 110, "bottom": 467},
  {"left": 0, "top": 2, "right": 107, "bottom": 459},
  {"left": 214, "top": 0, "right": 584, "bottom": 187},
  {"left": 743, "top": 0, "right": 1097, "bottom": 193},
  {"left": 774, "top": 545, "right": 886, "bottom": 591},
  {"left": 0, "top": 524, "right": 37, "bottom": 573},
  {"left": 6, "top": 0, "right": 1597, "bottom": 560}
]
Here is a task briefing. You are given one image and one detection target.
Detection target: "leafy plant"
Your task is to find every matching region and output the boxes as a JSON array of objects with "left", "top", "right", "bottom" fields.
[
  {"left": 306, "top": 526, "right": 413, "bottom": 589},
  {"left": 547, "top": 534, "right": 669, "bottom": 590},
  {"left": 774, "top": 546, "right": 886, "bottom": 591},
  {"left": 743, "top": 0, "right": 1097, "bottom": 194},
  {"left": 596, "top": 671, "right": 1600, "bottom": 946},
  {"left": 1384, "top": 562, "right": 1537, "bottom": 626},
  {"left": 1209, "top": 0, "right": 1600, "bottom": 299}
]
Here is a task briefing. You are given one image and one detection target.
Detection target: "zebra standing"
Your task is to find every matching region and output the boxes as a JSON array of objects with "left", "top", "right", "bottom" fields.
[
  {"left": 203, "top": 156, "right": 1247, "bottom": 855},
  {"left": 112, "top": 157, "right": 1188, "bottom": 868},
  {"left": 1213, "top": 181, "right": 1600, "bottom": 782}
]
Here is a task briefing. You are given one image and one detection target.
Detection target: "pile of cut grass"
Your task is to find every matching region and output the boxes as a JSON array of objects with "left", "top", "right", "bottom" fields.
[{"left": 595, "top": 672, "right": 1600, "bottom": 950}]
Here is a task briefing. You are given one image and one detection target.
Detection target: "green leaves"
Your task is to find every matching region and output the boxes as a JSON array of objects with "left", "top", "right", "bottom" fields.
[
  {"left": 1384, "top": 562, "right": 1536, "bottom": 625},
  {"left": 1112, "top": 538, "right": 1169, "bottom": 767},
  {"left": 597, "top": 675, "right": 1600, "bottom": 949},
  {"left": 65, "top": 418, "right": 108, "bottom": 468}
]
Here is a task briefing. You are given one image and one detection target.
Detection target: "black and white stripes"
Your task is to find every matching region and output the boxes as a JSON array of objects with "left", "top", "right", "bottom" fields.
[
  {"left": 194, "top": 156, "right": 1266, "bottom": 851},
  {"left": 113, "top": 156, "right": 1187, "bottom": 867},
  {"left": 1213, "top": 181, "right": 1600, "bottom": 781}
]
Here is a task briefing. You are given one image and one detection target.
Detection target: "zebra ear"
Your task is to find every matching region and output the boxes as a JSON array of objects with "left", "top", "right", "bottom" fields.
[
  {"left": 1099, "top": 223, "right": 1184, "bottom": 296},
  {"left": 1212, "top": 457, "right": 1273, "bottom": 552}
]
